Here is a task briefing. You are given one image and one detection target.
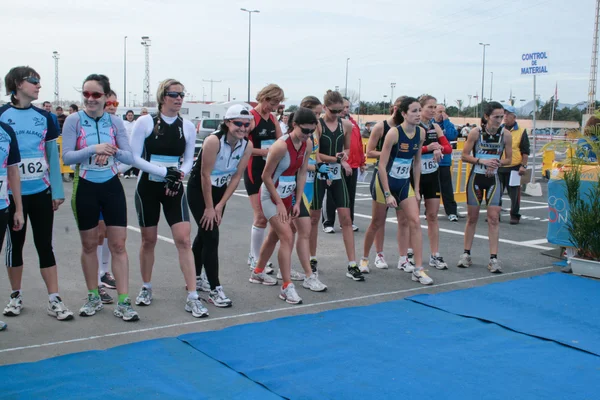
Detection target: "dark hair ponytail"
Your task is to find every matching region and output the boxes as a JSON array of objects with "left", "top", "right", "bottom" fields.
[
  {"left": 396, "top": 96, "right": 419, "bottom": 125},
  {"left": 392, "top": 96, "right": 407, "bottom": 125},
  {"left": 287, "top": 112, "right": 295, "bottom": 132}
]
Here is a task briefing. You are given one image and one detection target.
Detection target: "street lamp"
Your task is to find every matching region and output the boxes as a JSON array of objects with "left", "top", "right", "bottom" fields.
[
  {"left": 123, "top": 36, "right": 127, "bottom": 107},
  {"left": 52, "top": 51, "right": 59, "bottom": 106},
  {"left": 479, "top": 42, "right": 490, "bottom": 117},
  {"left": 391, "top": 82, "right": 396, "bottom": 104},
  {"left": 383, "top": 94, "right": 388, "bottom": 114},
  {"left": 344, "top": 58, "right": 350, "bottom": 97},
  {"left": 241, "top": 8, "right": 260, "bottom": 102}
]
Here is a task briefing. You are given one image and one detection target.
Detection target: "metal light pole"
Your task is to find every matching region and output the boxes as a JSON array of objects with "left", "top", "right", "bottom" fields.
[
  {"left": 358, "top": 78, "right": 361, "bottom": 124},
  {"left": 344, "top": 58, "right": 350, "bottom": 97},
  {"left": 390, "top": 82, "right": 396, "bottom": 104},
  {"left": 241, "top": 8, "right": 260, "bottom": 102},
  {"left": 203, "top": 79, "right": 222, "bottom": 102},
  {"left": 52, "top": 51, "right": 59, "bottom": 106},
  {"left": 124, "top": 36, "right": 127, "bottom": 107},
  {"left": 479, "top": 43, "right": 490, "bottom": 117},
  {"left": 383, "top": 94, "right": 388, "bottom": 114},
  {"left": 489, "top": 71, "right": 493, "bottom": 101},
  {"left": 141, "top": 36, "right": 151, "bottom": 106}
]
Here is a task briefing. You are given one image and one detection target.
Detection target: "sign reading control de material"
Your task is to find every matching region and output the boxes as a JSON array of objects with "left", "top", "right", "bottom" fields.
[{"left": 521, "top": 52, "right": 549, "bottom": 75}]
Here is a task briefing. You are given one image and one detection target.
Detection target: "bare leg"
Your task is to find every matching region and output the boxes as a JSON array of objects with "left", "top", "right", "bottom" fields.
[{"left": 139, "top": 226, "right": 158, "bottom": 283}]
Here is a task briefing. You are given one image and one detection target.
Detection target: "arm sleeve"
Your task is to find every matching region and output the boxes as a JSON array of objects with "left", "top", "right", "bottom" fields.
[
  {"left": 62, "top": 114, "right": 97, "bottom": 165},
  {"left": 443, "top": 119, "right": 458, "bottom": 141},
  {"left": 111, "top": 116, "right": 134, "bottom": 165},
  {"left": 3, "top": 124, "right": 21, "bottom": 166},
  {"left": 45, "top": 141, "right": 65, "bottom": 199},
  {"left": 438, "top": 135, "right": 452, "bottom": 154},
  {"left": 180, "top": 120, "right": 196, "bottom": 176},
  {"left": 129, "top": 115, "right": 167, "bottom": 177},
  {"left": 519, "top": 129, "right": 530, "bottom": 155}
]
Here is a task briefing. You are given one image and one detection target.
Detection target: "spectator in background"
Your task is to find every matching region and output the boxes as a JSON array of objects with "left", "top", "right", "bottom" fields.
[
  {"left": 362, "top": 122, "right": 373, "bottom": 138},
  {"left": 433, "top": 104, "right": 459, "bottom": 221},
  {"left": 460, "top": 123, "right": 471, "bottom": 137},
  {"left": 121, "top": 110, "right": 138, "bottom": 179},
  {"left": 276, "top": 104, "right": 285, "bottom": 120},
  {"left": 578, "top": 115, "right": 599, "bottom": 162},
  {"left": 42, "top": 101, "right": 60, "bottom": 133},
  {"left": 322, "top": 97, "right": 364, "bottom": 232},
  {"left": 498, "top": 104, "right": 530, "bottom": 225},
  {"left": 279, "top": 114, "right": 289, "bottom": 134},
  {"left": 69, "top": 104, "right": 78, "bottom": 114},
  {"left": 56, "top": 106, "right": 66, "bottom": 130},
  {"left": 123, "top": 110, "right": 135, "bottom": 137}
]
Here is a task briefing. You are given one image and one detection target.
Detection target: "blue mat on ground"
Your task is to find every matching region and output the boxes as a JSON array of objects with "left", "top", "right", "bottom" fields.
[
  {"left": 180, "top": 301, "right": 600, "bottom": 400},
  {"left": 0, "top": 338, "right": 280, "bottom": 400},
  {"left": 408, "top": 272, "right": 600, "bottom": 356}
]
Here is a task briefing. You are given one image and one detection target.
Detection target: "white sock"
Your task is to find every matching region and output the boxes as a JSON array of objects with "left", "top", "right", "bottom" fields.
[
  {"left": 143, "top": 282, "right": 152, "bottom": 289},
  {"left": 408, "top": 248, "right": 414, "bottom": 254},
  {"left": 310, "top": 256, "right": 317, "bottom": 261},
  {"left": 187, "top": 291, "right": 199, "bottom": 300},
  {"left": 250, "top": 225, "right": 266, "bottom": 260},
  {"left": 49, "top": 293, "right": 60, "bottom": 302},
  {"left": 100, "top": 238, "right": 110, "bottom": 274}
]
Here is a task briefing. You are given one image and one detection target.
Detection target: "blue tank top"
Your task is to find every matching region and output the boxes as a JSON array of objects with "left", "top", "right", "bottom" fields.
[
  {"left": 0, "top": 104, "right": 58, "bottom": 195},
  {"left": 384, "top": 125, "right": 421, "bottom": 181}
]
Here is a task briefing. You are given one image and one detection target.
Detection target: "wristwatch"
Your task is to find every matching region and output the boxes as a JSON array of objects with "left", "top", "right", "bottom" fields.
[
  {"left": 521, "top": 164, "right": 528, "bottom": 168},
  {"left": 384, "top": 191, "right": 391, "bottom": 198}
]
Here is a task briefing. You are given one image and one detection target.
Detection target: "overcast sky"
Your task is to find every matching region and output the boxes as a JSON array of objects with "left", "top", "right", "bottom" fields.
[{"left": 1, "top": 0, "right": 593, "bottom": 108}]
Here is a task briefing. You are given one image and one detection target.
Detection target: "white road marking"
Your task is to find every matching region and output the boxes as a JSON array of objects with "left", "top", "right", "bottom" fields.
[
  {"left": 521, "top": 238, "right": 549, "bottom": 245},
  {"left": 127, "top": 226, "right": 175, "bottom": 244},
  {"left": 0, "top": 266, "right": 553, "bottom": 354}
]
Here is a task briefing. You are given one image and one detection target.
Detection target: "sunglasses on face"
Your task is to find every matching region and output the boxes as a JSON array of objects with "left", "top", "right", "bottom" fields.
[
  {"left": 22, "top": 76, "right": 40, "bottom": 85},
  {"left": 105, "top": 101, "right": 119, "bottom": 107},
  {"left": 82, "top": 91, "right": 104, "bottom": 99},
  {"left": 300, "top": 127, "right": 315, "bottom": 135},
  {"left": 231, "top": 121, "right": 251, "bottom": 128},
  {"left": 165, "top": 91, "right": 185, "bottom": 99},
  {"left": 327, "top": 108, "right": 343, "bottom": 114}
]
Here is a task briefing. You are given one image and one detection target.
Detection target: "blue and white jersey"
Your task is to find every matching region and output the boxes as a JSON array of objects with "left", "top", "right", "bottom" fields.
[
  {"left": 0, "top": 122, "right": 21, "bottom": 209},
  {"left": 0, "top": 104, "right": 58, "bottom": 195}
]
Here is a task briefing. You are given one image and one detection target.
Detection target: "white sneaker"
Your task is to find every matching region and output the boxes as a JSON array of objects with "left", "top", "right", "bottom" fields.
[
  {"left": 3, "top": 292, "right": 23, "bottom": 316},
  {"left": 429, "top": 254, "right": 448, "bottom": 270},
  {"left": 448, "top": 214, "right": 458, "bottom": 222},
  {"left": 208, "top": 286, "right": 233, "bottom": 308},
  {"left": 249, "top": 270, "right": 278, "bottom": 285},
  {"left": 249, "top": 258, "right": 274, "bottom": 275},
  {"left": 185, "top": 297, "right": 209, "bottom": 318},
  {"left": 397, "top": 258, "right": 415, "bottom": 273},
  {"left": 359, "top": 258, "right": 370, "bottom": 274},
  {"left": 279, "top": 283, "right": 302, "bottom": 304},
  {"left": 196, "top": 270, "right": 211, "bottom": 292},
  {"left": 407, "top": 251, "right": 415, "bottom": 265},
  {"left": 302, "top": 274, "right": 328, "bottom": 292},
  {"left": 277, "top": 269, "right": 306, "bottom": 281},
  {"left": 488, "top": 258, "right": 503, "bottom": 273},
  {"left": 352, "top": 224, "right": 359, "bottom": 232},
  {"left": 412, "top": 269, "right": 433, "bottom": 285},
  {"left": 47, "top": 297, "right": 74, "bottom": 321},
  {"left": 374, "top": 253, "right": 388, "bottom": 269},
  {"left": 135, "top": 287, "right": 153, "bottom": 306},
  {"left": 457, "top": 253, "right": 473, "bottom": 268},
  {"left": 323, "top": 226, "right": 335, "bottom": 234}
]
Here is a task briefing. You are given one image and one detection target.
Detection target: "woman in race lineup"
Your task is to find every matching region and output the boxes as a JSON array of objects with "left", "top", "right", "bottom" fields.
[
  {"left": 367, "top": 96, "right": 433, "bottom": 285},
  {"left": 1, "top": 66, "right": 73, "bottom": 321},
  {"left": 62, "top": 74, "right": 138, "bottom": 321},
  {"left": 249, "top": 108, "right": 327, "bottom": 304},
  {"left": 129, "top": 79, "right": 208, "bottom": 318},
  {"left": 458, "top": 101, "right": 512, "bottom": 273},
  {"left": 245, "top": 84, "right": 285, "bottom": 275},
  {"left": 187, "top": 105, "right": 253, "bottom": 308}
]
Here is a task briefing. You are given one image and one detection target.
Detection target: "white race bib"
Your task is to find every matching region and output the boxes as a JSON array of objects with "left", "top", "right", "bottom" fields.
[
  {"left": 474, "top": 154, "right": 500, "bottom": 175},
  {"left": 211, "top": 169, "right": 235, "bottom": 187},
  {"left": 18, "top": 157, "right": 48, "bottom": 181},
  {"left": 81, "top": 155, "right": 114, "bottom": 172},
  {"left": 390, "top": 158, "right": 412, "bottom": 180},
  {"left": 306, "top": 159, "right": 316, "bottom": 183},
  {"left": 421, "top": 153, "right": 439, "bottom": 174},
  {"left": 328, "top": 162, "right": 342, "bottom": 180},
  {"left": 277, "top": 175, "right": 296, "bottom": 199},
  {"left": 149, "top": 155, "right": 179, "bottom": 182},
  {"left": 0, "top": 176, "right": 7, "bottom": 200},
  {"left": 261, "top": 139, "right": 276, "bottom": 160}
]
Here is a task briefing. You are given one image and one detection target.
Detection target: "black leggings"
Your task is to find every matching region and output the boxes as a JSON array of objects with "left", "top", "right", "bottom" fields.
[{"left": 186, "top": 177, "right": 227, "bottom": 290}]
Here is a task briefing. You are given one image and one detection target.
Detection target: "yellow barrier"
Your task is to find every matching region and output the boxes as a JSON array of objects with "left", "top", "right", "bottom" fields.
[{"left": 56, "top": 136, "right": 74, "bottom": 174}]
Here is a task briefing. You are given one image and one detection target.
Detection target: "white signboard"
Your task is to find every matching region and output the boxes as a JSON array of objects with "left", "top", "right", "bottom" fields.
[{"left": 521, "top": 52, "right": 549, "bottom": 75}]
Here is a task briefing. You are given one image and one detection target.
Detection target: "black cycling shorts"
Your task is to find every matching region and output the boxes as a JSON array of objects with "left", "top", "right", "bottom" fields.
[
  {"left": 135, "top": 178, "right": 190, "bottom": 227},
  {"left": 72, "top": 175, "right": 127, "bottom": 231},
  {"left": 312, "top": 176, "right": 350, "bottom": 210},
  {"left": 244, "top": 166, "right": 263, "bottom": 196}
]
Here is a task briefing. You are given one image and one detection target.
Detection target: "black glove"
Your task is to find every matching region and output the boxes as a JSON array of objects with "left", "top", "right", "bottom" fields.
[
  {"left": 165, "top": 167, "right": 182, "bottom": 183},
  {"left": 164, "top": 179, "right": 183, "bottom": 195}
]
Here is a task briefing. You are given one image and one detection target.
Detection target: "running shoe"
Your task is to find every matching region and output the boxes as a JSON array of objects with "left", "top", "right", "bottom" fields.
[
  {"left": 279, "top": 283, "right": 303, "bottom": 304},
  {"left": 100, "top": 272, "right": 117, "bottom": 289},
  {"left": 488, "top": 258, "right": 503, "bottom": 273},
  {"left": 277, "top": 269, "right": 306, "bottom": 281},
  {"left": 412, "top": 269, "right": 434, "bottom": 285},
  {"left": 457, "top": 253, "right": 473, "bottom": 268},
  {"left": 99, "top": 287, "right": 114, "bottom": 304},
  {"left": 448, "top": 214, "right": 459, "bottom": 222},
  {"left": 407, "top": 251, "right": 415, "bottom": 264},
  {"left": 135, "top": 287, "right": 153, "bottom": 306},
  {"left": 310, "top": 258, "right": 318, "bottom": 274},
  {"left": 303, "top": 274, "right": 327, "bottom": 292},
  {"left": 196, "top": 271, "right": 211, "bottom": 292},
  {"left": 346, "top": 264, "right": 365, "bottom": 281},
  {"left": 79, "top": 293, "right": 103, "bottom": 316},
  {"left": 0, "top": 321, "right": 6, "bottom": 331},
  {"left": 47, "top": 297, "right": 74, "bottom": 321},
  {"left": 249, "top": 270, "right": 278, "bottom": 285},
  {"left": 185, "top": 297, "right": 209, "bottom": 317},
  {"left": 397, "top": 258, "right": 415, "bottom": 273},
  {"left": 114, "top": 298, "right": 139, "bottom": 321},
  {"left": 3, "top": 292, "right": 23, "bottom": 316},
  {"left": 208, "top": 286, "right": 232, "bottom": 308},
  {"left": 429, "top": 255, "right": 448, "bottom": 270},
  {"left": 323, "top": 226, "right": 335, "bottom": 234},
  {"left": 359, "top": 258, "right": 370, "bottom": 274},
  {"left": 374, "top": 253, "right": 388, "bottom": 269},
  {"left": 352, "top": 224, "right": 359, "bottom": 232}
]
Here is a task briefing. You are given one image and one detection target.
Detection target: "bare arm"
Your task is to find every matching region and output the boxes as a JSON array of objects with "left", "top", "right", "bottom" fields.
[
  {"left": 200, "top": 136, "right": 220, "bottom": 209},
  {"left": 461, "top": 128, "right": 481, "bottom": 164},
  {"left": 261, "top": 141, "right": 287, "bottom": 205},
  {"left": 412, "top": 128, "right": 424, "bottom": 195},
  {"left": 377, "top": 127, "right": 398, "bottom": 195},
  {"left": 501, "top": 130, "right": 513, "bottom": 166},
  {"left": 295, "top": 139, "right": 311, "bottom": 201},
  {"left": 366, "top": 122, "right": 384, "bottom": 159}
]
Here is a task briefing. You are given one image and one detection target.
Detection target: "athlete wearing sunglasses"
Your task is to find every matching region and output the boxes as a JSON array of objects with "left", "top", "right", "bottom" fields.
[
  {"left": 0, "top": 66, "right": 74, "bottom": 322},
  {"left": 186, "top": 104, "right": 253, "bottom": 307},
  {"left": 62, "top": 74, "right": 139, "bottom": 321},
  {"left": 129, "top": 78, "right": 207, "bottom": 318},
  {"left": 250, "top": 107, "right": 327, "bottom": 302}
]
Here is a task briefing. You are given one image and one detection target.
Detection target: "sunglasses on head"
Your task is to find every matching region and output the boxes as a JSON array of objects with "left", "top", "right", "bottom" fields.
[
  {"left": 22, "top": 76, "right": 40, "bottom": 85},
  {"left": 105, "top": 101, "right": 119, "bottom": 107},
  {"left": 165, "top": 91, "right": 185, "bottom": 99},
  {"left": 231, "top": 121, "right": 251, "bottom": 128},
  {"left": 327, "top": 107, "right": 343, "bottom": 114},
  {"left": 300, "top": 127, "right": 315, "bottom": 135},
  {"left": 82, "top": 91, "right": 104, "bottom": 99}
]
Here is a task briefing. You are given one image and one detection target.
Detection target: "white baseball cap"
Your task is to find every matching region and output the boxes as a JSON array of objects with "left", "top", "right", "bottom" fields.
[{"left": 225, "top": 104, "right": 253, "bottom": 120}]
